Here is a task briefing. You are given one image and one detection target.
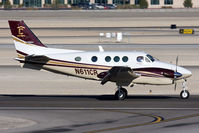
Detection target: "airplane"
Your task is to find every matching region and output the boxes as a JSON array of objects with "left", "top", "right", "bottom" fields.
[{"left": 8, "top": 20, "right": 192, "bottom": 100}]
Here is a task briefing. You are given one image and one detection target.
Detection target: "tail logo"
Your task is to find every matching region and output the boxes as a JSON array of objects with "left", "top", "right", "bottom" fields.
[{"left": 17, "top": 26, "right": 25, "bottom": 37}]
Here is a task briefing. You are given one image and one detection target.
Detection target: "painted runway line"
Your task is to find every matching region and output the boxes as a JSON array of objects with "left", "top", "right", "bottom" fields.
[
  {"left": 86, "top": 110, "right": 164, "bottom": 133},
  {"left": 0, "top": 107, "right": 199, "bottom": 110},
  {"left": 86, "top": 110, "right": 199, "bottom": 133}
]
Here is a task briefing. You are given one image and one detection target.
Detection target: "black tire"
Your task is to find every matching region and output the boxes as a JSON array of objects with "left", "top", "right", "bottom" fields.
[
  {"left": 180, "top": 90, "right": 190, "bottom": 99},
  {"left": 114, "top": 88, "right": 128, "bottom": 100}
]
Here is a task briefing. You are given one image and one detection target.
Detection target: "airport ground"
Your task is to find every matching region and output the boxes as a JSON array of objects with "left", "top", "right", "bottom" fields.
[{"left": 0, "top": 10, "right": 199, "bottom": 133}]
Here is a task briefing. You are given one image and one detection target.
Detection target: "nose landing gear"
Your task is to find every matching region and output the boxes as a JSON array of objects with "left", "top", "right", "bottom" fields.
[{"left": 180, "top": 79, "right": 190, "bottom": 99}]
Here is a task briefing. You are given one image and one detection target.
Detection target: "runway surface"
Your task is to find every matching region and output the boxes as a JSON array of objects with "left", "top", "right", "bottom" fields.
[
  {"left": 0, "top": 95, "right": 199, "bottom": 133},
  {"left": 0, "top": 95, "right": 199, "bottom": 108},
  {"left": 0, "top": 64, "right": 199, "bottom": 133}
]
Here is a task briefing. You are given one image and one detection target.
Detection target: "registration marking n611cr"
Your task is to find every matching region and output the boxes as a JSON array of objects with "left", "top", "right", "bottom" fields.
[{"left": 75, "top": 68, "right": 98, "bottom": 75}]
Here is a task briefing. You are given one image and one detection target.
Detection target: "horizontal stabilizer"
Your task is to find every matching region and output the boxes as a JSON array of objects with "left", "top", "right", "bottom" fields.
[
  {"left": 15, "top": 55, "right": 50, "bottom": 64},
  {"left": 25, "top": 55, "right": 50, "bottom": 64}
]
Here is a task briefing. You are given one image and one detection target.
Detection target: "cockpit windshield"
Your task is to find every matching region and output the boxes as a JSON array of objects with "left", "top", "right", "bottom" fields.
[{"left": 146, "top": 54, "right": 155, "bottom": 62}]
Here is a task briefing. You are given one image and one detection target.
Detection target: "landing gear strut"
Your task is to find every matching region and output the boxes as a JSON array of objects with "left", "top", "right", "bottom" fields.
[
  {"left": 180, "top": 79, "right": 190, "bottom": 99},
  {"left": 115, "top": 86, "right": 128, "bottom": 100}
]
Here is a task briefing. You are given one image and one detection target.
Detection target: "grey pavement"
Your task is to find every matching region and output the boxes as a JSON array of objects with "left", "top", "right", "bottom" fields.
[{"left": 0, "top": 94, "right": 198, "bottom": 133}]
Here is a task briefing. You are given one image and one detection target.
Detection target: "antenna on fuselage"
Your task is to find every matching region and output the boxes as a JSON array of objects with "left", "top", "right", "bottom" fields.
[{"left": 98, "top": 46, "right": 104, "bottom": 52}]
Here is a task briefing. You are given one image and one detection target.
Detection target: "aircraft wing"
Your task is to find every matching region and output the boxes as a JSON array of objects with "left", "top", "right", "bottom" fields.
[{"left": 100, "top": 66, "right": 140, "bottom": 86}]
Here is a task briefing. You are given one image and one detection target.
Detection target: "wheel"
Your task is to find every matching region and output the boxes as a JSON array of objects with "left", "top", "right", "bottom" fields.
[
  {"left": 180, "top": 90, "right": 190, "bottom": 99},
  {"left": 115, "top": 88, "right": 128, "bottom": 100}
]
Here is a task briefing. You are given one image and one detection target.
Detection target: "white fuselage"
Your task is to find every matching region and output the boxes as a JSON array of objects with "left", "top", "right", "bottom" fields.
[{"left": 15, "top": 39, "right": 192, "bottom": 86}]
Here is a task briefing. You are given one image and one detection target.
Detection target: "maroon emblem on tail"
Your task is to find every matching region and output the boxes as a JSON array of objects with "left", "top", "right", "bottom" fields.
[{"left": 8, "top": 20, "right": 46, "bottom": 47}]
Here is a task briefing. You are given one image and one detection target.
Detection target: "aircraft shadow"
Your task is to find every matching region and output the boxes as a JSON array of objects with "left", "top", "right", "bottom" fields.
[{"left": 0, "top": 94, "right": 176, "bottom": 101}]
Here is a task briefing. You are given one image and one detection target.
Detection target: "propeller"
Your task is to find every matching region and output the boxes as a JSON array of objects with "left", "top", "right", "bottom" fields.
[
  {"left": 173, "top": 56, "right": 182, "bottom": 91},
  {"left": 174, "top": 56, "right": 178, "bottom": 91}
]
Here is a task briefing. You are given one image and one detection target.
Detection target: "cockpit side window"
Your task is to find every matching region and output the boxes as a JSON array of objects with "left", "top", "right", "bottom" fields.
[
  {"left": 145, "top": 57, "right": 151, "bottom": 62},
  {"left": 137, "top": 56, "right": 144, "bottom": 62},
  {"left": 146, "top": 54, "right": 155, "bottom": 62}
]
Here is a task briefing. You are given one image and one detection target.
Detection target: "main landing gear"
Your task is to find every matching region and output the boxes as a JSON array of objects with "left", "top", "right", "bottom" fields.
[
  {"left": 180, "top": 80, "right": 190, "bottom": 99},
  {"left": 114, "top": 86, "right": 128, "bottom": 100}
]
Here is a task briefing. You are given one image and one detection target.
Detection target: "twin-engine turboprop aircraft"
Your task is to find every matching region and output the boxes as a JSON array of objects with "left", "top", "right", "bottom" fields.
[{"left": 8, "top": 20, "right": 192, "bottom": 100}]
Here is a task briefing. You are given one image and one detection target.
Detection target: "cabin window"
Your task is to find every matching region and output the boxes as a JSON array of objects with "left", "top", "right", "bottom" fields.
[
  {"left": 137, "top": 56, "right": 144, "bottom": 62},
  {"left": 91, "top": 56, "right": 98, "bottom": 62},
  {"left": 105, "top": 56, "right": 111, "bottom": 62},
  {"left": 151, "top": 0, "right": 159, "bottom": 5},
  {"left": 122, "top": 56, "right": 128, "bottom": 62},
  {"left": 114, "top": 56, "right": 120, "bottom": 62},
  {"left": 164, "top": 0, "right": 173, "bottom": 5},
  {"left": 75, "top": 56, "right": 81, "bottom": 62}
]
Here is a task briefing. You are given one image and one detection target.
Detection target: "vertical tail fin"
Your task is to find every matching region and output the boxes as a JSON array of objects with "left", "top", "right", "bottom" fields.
[{"left": 8, "top": 20, "right": 46, "bottom": 47}]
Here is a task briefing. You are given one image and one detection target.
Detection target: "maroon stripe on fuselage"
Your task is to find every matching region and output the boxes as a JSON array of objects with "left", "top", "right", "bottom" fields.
[
  {"left": 20, "top": 61, "right": 110, "bottom": 70},
  {"left": 137, "top": 73, "right": 164, "bottom": 78},
  {"left": 49, "top": 64, "right": 109, "bottom": 70},
  {"left": 133, "top": 68, "right": 174, "bottom": 78},
  {"left": 16, "top": 50, "right": 28, "bottom": 56}
]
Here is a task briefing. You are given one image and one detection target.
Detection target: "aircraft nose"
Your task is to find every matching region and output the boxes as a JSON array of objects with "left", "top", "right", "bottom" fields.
[{"left": 178, "top": 66, "right": 192, "bottom": 78}]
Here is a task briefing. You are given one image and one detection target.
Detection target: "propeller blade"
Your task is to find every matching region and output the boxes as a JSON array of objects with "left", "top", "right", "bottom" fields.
[
  {"left": 175, "top": 56, "right": 178, "bottom": 72},
  {"left": 173, "top": 56, "right": 179, "bottom": 86}
]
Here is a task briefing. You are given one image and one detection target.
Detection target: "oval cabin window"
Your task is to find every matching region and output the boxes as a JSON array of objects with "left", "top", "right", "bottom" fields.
[
  {"left": 105, "top": 56, "right": 111, "bottom": 62},
  {"left": 75, "top": 57, "right": 81, "bottom": 62},
  {"left": 114, "top": 56, "right": 120, "bottom": 62},
  {"left": 91, "top": 56, "right": 98, "bottom": 62},
  {"left": 122, "top": 56, "right": 128, "bottom": 62}
]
